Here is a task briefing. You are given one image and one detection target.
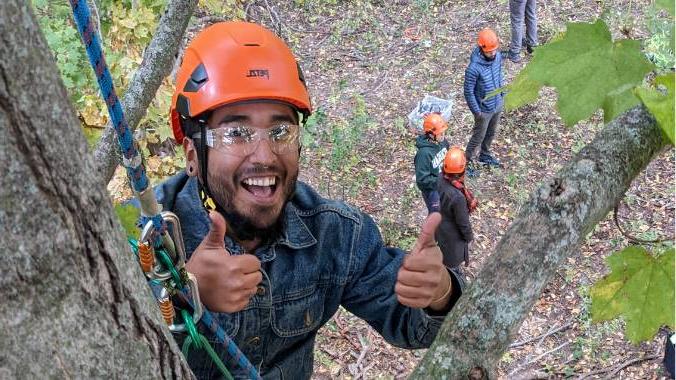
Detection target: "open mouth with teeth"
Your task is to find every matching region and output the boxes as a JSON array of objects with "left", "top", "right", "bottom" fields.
[{"left": 241, "top": 176, "right": 278, "bottom": 199}]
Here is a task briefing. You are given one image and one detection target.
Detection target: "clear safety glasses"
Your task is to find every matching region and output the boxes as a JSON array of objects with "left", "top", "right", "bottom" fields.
[{"left": 203, "top": 124, "right": 300, "bottom": 157}]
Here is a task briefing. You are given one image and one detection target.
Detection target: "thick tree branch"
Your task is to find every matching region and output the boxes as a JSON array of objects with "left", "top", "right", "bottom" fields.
[
  {"left": 93, "top": 0, "right": 197, "bottom": 184},
  {"left": 411, "top": 106, "right": 668, "bottom": 379},
  {"left": 0, "top": 1, "right": 193, "bottom": 377}
]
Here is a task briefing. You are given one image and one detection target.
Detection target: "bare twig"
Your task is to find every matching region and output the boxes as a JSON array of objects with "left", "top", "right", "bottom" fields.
[
  {"left": 508, "top": 342, "right": 570, "bottom": 377},
  {"left": 354, "top": 335, "right": 369, "bottom": 368},
  {"left": 332, "top": 310, "right": 361, "bottom": 351},
  {"left": 262, "top": 0, "right": 282, "bottom": 36},
  {"left": 575, "top": 354, "right": 660, "bottom": 380},
  {"left": 510, "top": 320, "right": 573, "bottom": 348},
  {"left": 509, "top": 369, "right": 551, "bottom": 380},
  {"left": 613, "top": 199, "right": 670, "bottom": 244},
  {"left": 360, "top": 69, "right": 392, "bottom": 96},
  {"left": 355, "top": 362, "right": 375, "bottom": 380}
]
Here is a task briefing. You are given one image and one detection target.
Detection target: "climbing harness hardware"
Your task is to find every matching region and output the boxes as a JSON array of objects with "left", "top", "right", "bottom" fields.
[{"left": 68, "top": 1, "right": 260, "bottom": 378}]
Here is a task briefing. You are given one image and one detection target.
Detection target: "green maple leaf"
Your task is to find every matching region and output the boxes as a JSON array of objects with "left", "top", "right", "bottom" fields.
[
  {"left": 517, "top": 20, "right": 654, "bottom": 126},
  {"left": 591, "top": 246, "right": 675, "bottom": 344},
  {"left": 502, "top": 64, "right": 543, "bottom": 110},
  {"left": 635, "top": 73, "right": 675, "bottom": 145}
]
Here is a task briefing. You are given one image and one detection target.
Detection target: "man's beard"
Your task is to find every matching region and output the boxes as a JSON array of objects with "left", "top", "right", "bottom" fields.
[
  {"left": 206, "top": 166, "right": 297, "bottom": 246},
  {"left": 481, "top": 51, "right": 496, "bottom": 61}
]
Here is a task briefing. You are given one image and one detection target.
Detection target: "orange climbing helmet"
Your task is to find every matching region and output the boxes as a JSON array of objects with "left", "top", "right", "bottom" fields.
[
  {"left": 423, "top": 113, "right": 448, "bottom": 137},
  {"left": 170, "top": 21, "right": 312, "bottom": 143},
  {"left": 477, "top": 28, "right": 499, "bottom": 52},
  {"left": 443, "top": 146, "right": 467, "bottom": 174}
]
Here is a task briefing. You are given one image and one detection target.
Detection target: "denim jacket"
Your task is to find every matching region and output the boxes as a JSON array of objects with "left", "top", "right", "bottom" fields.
[{"left": 154, "top": 173, "right": 462, "bottom": 379}]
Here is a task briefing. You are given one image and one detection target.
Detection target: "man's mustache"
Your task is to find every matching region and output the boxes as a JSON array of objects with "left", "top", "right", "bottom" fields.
[{"left": 236, "top": 164, "right": 285, "bottom": 179}]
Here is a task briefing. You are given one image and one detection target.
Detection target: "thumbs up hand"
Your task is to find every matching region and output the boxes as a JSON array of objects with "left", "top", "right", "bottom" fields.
[
  {"left": 395, "top": 212, "right": 452, "bottom": 310},
  {"left": 186, "top": 211, "right": 263, "bottom": 313}
]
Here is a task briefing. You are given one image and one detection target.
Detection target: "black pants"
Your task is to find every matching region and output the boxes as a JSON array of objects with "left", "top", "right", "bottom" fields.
[{"left": 465, "top": 109, "right": 502, "bottom": 160}]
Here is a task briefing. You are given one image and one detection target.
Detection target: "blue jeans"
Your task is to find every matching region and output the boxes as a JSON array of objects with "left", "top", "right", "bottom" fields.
[{"left": 422, "top": 190, "right": 440, "bottom": 214}]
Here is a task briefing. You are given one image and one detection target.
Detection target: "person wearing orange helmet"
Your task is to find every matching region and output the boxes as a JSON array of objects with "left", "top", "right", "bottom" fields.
[
  {"left": 157, "top": 21, "right": 462, "bottom": 379},
  {"left": 463, "top": 27, "right": 505, "bottom": 177},
  {"left": 436, "top": 147, "right": 477, "bottom": 275},
  {"left": 414, "top": 113, "right": 449, "bottom": 213}
]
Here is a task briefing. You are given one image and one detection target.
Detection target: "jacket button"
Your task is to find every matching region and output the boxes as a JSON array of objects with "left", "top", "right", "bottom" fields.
[
  {"left": 247, "top": 336, "right": 261, "bottom": 346},
  {"left": 256, "top": 286, "right": 266, "bottom": 296}
]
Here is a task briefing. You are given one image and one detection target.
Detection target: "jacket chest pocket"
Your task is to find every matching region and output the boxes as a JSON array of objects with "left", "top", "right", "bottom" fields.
[{"left": 271, "top": 285, "right": 324, "bottom": 337}]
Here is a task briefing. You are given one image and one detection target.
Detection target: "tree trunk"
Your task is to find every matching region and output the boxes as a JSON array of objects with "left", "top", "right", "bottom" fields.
[
  {"left": 0, "top": 2, "right": 192, "bottom": 378},
  {"left": 410, "top": 106, "right": 668, "bottom": 379},
  {"left": 93, "top": 0, "right": 197, "bottom": 185}
]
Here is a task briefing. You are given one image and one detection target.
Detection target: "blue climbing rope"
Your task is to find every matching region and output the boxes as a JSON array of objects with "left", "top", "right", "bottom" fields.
[{"left": 69, "top": 1, "right": 260, "bottom": 378}]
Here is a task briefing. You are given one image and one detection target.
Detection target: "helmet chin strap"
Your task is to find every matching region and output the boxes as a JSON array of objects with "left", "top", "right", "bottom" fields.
[
  {"left": 189, "top": 119, "right": 220, "bottom": 213},
  {"left": 197, "top": 123, "right": 215, "bottom": 211}
]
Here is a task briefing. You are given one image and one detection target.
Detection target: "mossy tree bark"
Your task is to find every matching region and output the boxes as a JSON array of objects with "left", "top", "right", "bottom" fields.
[
  {"left": 0, "top": 1, "right": 192, "bottom": 378},
  {"left": 410, "top": 106, "right": 668, "bottom": 379}
]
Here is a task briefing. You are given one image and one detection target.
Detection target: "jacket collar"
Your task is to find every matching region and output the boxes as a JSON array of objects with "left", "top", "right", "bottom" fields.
[{"left": 276, "top": 202, "right": 317, "bottom": 249}]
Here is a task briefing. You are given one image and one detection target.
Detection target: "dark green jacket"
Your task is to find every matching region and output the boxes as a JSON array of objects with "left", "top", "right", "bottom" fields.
[{"left": 414, "top": 135, "right": 449, "bottom": 192}]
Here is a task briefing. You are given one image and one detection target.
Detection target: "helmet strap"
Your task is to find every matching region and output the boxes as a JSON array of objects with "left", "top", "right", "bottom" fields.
[
  {"left": 183, "top": 115, "right": 218, "bottom": 212},
  {"left": 197, "top": 123, "right": 215, "bottom": 211}
]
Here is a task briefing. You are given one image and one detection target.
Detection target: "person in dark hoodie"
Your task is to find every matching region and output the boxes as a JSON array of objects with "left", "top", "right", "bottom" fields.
[
  {"left": 463, "top": 27, "right": 505, "bottom": 177},
  {"left": 414, "top": 113, "right": 450, "bottom": 213},
  {"left": 436, "top": 146, "right": 477, "bottom": 276}
]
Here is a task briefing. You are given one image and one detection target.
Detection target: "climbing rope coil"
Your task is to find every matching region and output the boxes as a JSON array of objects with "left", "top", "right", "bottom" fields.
[{"left": 68, "top": 1, "right": 260, "bottom": 378}]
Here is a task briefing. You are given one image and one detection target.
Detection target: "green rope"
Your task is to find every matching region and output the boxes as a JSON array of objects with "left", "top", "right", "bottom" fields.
[
  {"left": 198, "top": 334, "right": 234, "bottom": 380},
  {"left": 181, "top": 311, "right": 234, "bottom": 380},
  {"left": 129, "top": 238, "right": 236, "bottom": 379},
  {"left": 181, "top": 309, "right": 199, "bottom": 345},
  {"left": 156, "top": 248, "right": 183, "bottom": 288}
]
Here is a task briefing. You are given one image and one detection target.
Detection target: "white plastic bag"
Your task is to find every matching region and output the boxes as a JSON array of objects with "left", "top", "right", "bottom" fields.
[{"left": 407, "top": 94, "right": 454, "bottom": 134}]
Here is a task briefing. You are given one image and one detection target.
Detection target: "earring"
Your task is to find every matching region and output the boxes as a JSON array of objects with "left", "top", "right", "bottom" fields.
[{"left": 187, "top": 165, "right": 194, "bottom": 174}]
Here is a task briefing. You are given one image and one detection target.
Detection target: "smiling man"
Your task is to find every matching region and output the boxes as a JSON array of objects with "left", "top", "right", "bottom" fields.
[{"left": 157, "top": 21, "right": 463, "bottom": 379}]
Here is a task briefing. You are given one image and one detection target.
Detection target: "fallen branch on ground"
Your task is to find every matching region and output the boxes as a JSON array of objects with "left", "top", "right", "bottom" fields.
[
  {"left": 575, "top": 354, "right": 660, "bottom": 380},
  {"left": 510, "top": 320, "right": 574, "bottom": 348}
]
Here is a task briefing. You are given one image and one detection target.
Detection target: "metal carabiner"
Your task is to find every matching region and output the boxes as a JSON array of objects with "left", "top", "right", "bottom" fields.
[
  {"left": 163, "top": 273, "right": 204, "bottom": 332},
  {"left": 140, "top": 211, "right": 187, "bottom": 281}
]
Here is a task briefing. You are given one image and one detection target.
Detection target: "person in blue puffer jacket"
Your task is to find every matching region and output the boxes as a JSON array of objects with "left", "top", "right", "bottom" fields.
[{"left": 463, "top": 27, "right": 505, "bottom": 177}]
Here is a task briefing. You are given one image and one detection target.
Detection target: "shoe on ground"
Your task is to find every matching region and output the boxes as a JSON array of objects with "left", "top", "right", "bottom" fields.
[
  {"left": 508, "top": 53, "right": 521, "bottom": 63},
  {"left": 466, "top": 167, "right": 479, "bottom": 178},
  {"left": 478, "top": 154, "right": 501, "bottom": 168},
  {"left": 466, "top": 165, "right": 480, "bottom": 178},
  {"left": 521, "top": 39, "right": 537, "bottom": 54}
]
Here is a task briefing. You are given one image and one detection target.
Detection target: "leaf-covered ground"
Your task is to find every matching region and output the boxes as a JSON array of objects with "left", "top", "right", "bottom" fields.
[{"left": 107, "top": 0, "right": 674, "bottom": 377}]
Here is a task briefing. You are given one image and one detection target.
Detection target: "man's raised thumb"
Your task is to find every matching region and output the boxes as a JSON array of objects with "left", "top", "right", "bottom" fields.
[
  {"left": 411, "top": 212, "right": 441, "bottom": 255},
  {"left": 204, "top": 211, "right": 228, "bottom": 250}
]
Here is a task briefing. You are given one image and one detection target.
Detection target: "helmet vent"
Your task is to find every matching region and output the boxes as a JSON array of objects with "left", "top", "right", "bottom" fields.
[
  {"left": 183, "top": 63, "right": 208, "bottom": 92},
  {"left": 244, "top": 43, "right": 260, "bottom": 46}
]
